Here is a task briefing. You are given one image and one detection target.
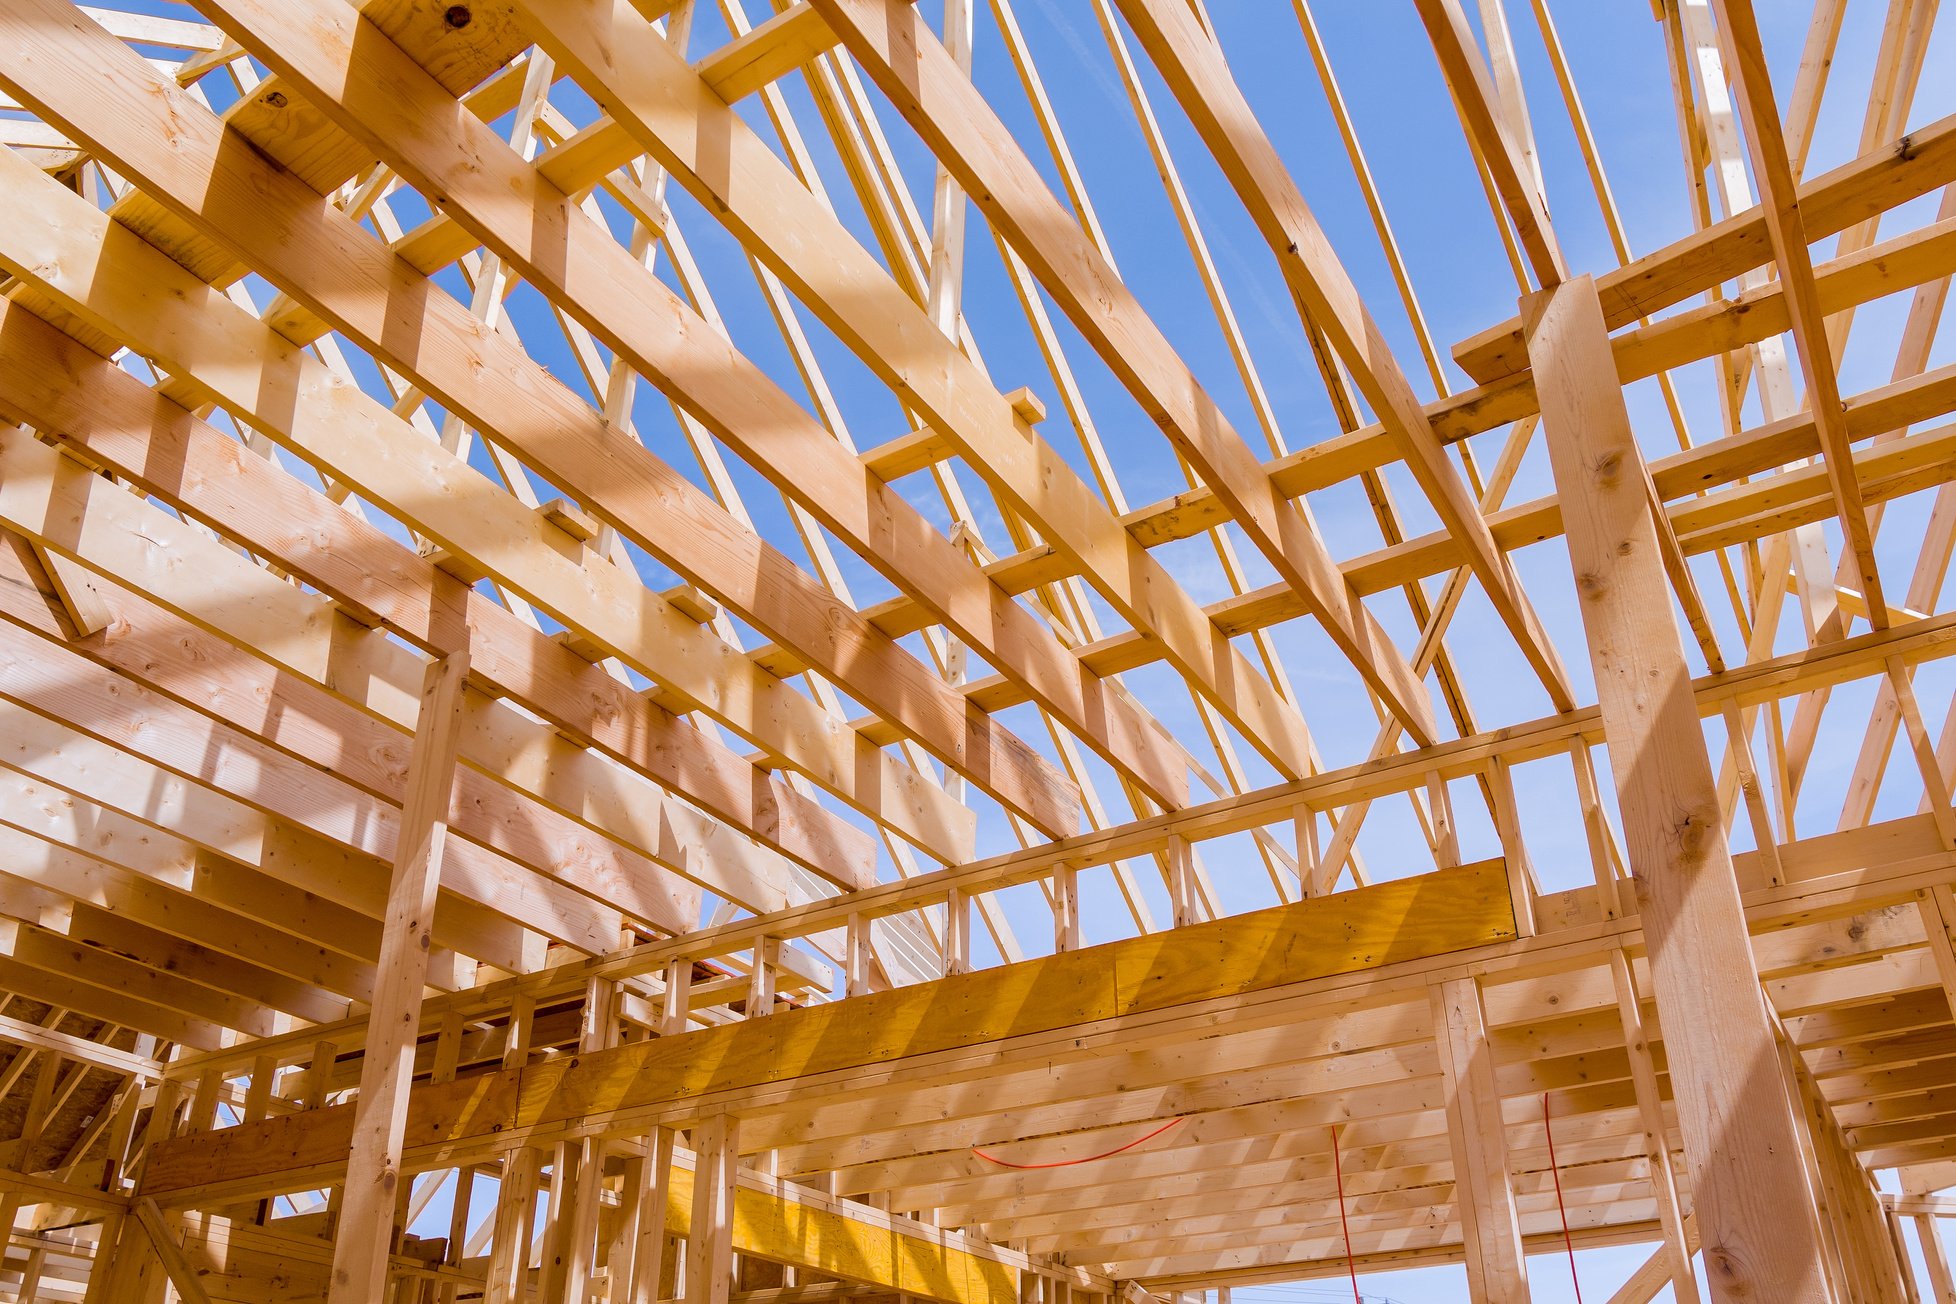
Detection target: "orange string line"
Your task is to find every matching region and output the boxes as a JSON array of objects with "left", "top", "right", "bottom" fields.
[
  {"left": 1331, "top": 1124, "right": 1360, "bottom": 1304},
  {"left": 1544, "top": 1091, "right": 1583, "bottom": 1303},
  {"left": 970, "top": 1116, "right": 1185, "bottom": 1169}
]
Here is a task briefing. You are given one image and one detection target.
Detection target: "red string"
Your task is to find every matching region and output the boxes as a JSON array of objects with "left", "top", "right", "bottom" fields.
[
  {"left": 1330, "top": 1125, "right": 1360, "bottom": 1304},
  {"left": 1543, "top": 1091, "right": 1583, "bottom": 1303},
  {"left": 971, "top": 1117, "right": 1184, "bottom": 1169}
]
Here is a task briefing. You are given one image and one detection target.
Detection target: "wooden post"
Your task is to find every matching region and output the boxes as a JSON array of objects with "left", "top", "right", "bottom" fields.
[
  {"left": 1524, "top": 275, "right": 1833, "bottom": 1302},
  {"left": 1053, "top": 865, "right": 1081, "bottom": 953},
  {"left": 134, "top": 1197, "right": 213, "bottom": 1304},
  {"left": 844, "top": 913, "right": 871, "bottom": 998},
  {"left": 944, "top": 888, "right": 972, "bottom": 976},
  {"left": 748, "top": 938, "right": 779, "bottom": 1017},
  {"left": 1293, "top": 803, "right": 1319, "bottom": 898},
  {"left": 687, "top": 1114, "right": 738, "bottom": 1304},
  {"left": 662, "top": 960, "right": 692, "bottom": 1037},
  {"left": 1429, "top": 976, "right": 1529, "bottom": 1301},
  {"left": 328, "top": 652, "right": 470, "bottom": 1303},
  {"left": 1485, "top": 760, "right": 1537, "bottom": 937},
  {"left": 1914, "top": 1212, "right": 1956, "bottom": 1303},
  {"left": 630, "top": 1126, "right": 677, "bottom": 1304},
  {"left": 560, "top": 978, "right": 618, "bottom": 1299},
  {"left": 1165, "top": 834, "right": 1197, "bottom": 928},
  {"left": 1611, "top": 950, "right": 1701, "bottom": 1304},
  {"left": 485, "top": 1148, "right": 542, "bottom": 1304}
]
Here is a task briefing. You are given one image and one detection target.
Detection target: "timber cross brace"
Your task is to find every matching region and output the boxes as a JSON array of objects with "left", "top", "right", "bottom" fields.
[{"left": 0, "top": 0, "right": 1951, "bottom": 1301}]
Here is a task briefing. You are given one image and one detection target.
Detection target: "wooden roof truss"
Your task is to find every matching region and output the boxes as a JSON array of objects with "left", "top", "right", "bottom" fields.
[{"left": 0, "top": 0, "right": 1953, "bottom": 1299}]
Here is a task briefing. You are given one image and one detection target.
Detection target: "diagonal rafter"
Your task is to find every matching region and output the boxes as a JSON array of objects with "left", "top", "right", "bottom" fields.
[
  {"left": 189, "top": 0, "right": 1195, "bottom": 819},
  {"left": 0, "top": 0, "right": 1087, "bottom": 843},
  {"left": 1699, "top": 0, "right": 1889, "bottom": 628},
  {"left": 1112, "top": 0, "right": 1575, "bottom": 713},
  {"left": 809, "top": 0, "right": 1442, "bottom": 747},
  {"left": 495, "top": 0, "right": 1319, "bottom": 790}
]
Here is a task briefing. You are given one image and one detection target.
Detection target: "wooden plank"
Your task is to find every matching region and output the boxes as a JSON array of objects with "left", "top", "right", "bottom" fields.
[
  {"left": 1523, "top": 273, "right": 1832, "bottom": 1301},
  {"left": 134, "top": 1197, "right": 213, "bottom": 1304},
  {"left": 0, "top": 694, "right": 538, "bottom": 973},
  {"left": 504, "top": 0, "right": 1311, "bottom": 785},
  {"left": 329, "top": 653, "right": 467, "bottom": 1303},
  {"left": 0, "top": 146, "right": 971, "bottom": 865},
  {"left": 0, "top": 526, "right": 692, "bottom": 940},
  {"left": 0, "top": 1166, "right": 130, "bottom": 1214},
  {"left": 139, "top": 860, "right": 1514, "bottom": 1198},
  {"left": 1609, "top": 950, "right": 1701, "bottom": 1304},
  {"left": 1411, "top": 0, "right": 1566, "bottom": 287},
  {"left": 1454, "top": 110, "right": 1956, "bottom": 381},
  {"left": 809, "top": 0, "right": 1439, "bottom": 747},
  {"left": 1706, "top": 0, "right": 1886, "bottom": 625},
  {"left": 0, "top": 1011, "right": 158, "bottom": 1079},
  {"left": 1113, "top": 0, "right": 1571, "bottom": 713},
  {"left": 697, "top": 3, "right": 836, "bottom": 102},
  {"left": 0, "top": 295, "right": 871, "bottom": 895},
  {"left": 0, "top": 486, "right": 625, "bottom": 953},
  {"left": 1430, "top": 976, "right": 1529, "bottom": 1300},
  {"left": 688, "top": 1114, "right": 738, "bottom": 1304},
  {"left": 202, "top": 0, "right": 1181, "bottom": 817},
  {"left": 0, "top": 4, "right": 1075, "bottom": 842}
]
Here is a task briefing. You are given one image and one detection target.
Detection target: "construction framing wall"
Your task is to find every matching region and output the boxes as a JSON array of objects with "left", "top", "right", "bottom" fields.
[{"left": 0, "top": 0, "right": 1952, "bottom": 1300}]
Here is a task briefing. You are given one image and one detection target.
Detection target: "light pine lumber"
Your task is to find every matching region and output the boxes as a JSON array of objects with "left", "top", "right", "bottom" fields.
[
  {"left": 1430, "top": 976, "right": 1530, "bottom": 1301},
  {"left": 329, "top": 652, "right": 468, "bottom": 1303},
  {"left": 809, "top": 0, "right": 1441, "bottom": 747},
  {"left": 1524, "top": 274, "right": 1831, "bottom": 1302},
  {"left": 0, "top": 294, "right": 871, "bottom": 895},
  {"left": 1112, "top": 0, "right": 1572, "bottom": 714},
  {"left": 504, "top": 0, "right": 1310, "bottom": 785},
  {"left": 0, "top": 141, "right": 973, "bottom": 863},
  {"left": 138, "top": 860, "right": 1514, "bottom": 1198}
]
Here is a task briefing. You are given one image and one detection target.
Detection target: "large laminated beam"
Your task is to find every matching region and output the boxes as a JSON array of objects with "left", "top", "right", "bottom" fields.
[{"left": 139, "top": 860, "right": 1514, "bottom": 1200}]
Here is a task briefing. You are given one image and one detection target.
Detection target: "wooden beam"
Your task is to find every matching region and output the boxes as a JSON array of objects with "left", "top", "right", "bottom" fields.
[
  {"left": 688, "top": 1114, "right": 738, "bottom": 1304},
  {"left": 0, "top": 1011, "right": 158, "bottom": 1079},
  {"left": 491, "top": 0, "right": 1318, "bottom": 789},
  {"left": 139, "top": 861, "right": 1514, "bottom": 1200},
  {"left": 0, "top": 150, "right": 969, "bottom": 866},
  {"left": 1430, "top": 976, "right": 1530, "bottom": 1300},
  {"left": 0, "top": 461, "right": 625, "bottom": 955},
  {"left": 697, "top": 3, "right": 836, "bottom": 103},
  {"left": 0, "top": 520, "right": 692, "bottom": 941},
  {"left": 0, "top": 1166, "right": 130, "bottom": 1215},
  {"left": 809, "top": 0, "right": 1440, "bottom": 747},
  {"left": 198, "top": 0, "right": 1182, "bottom": 817},
  {"left": 1523, "top": 273, "right": 1832, "bottom": 1301},
  {"left": 329, "top": 652, "right": 467, "bottom": 1303},
  {"left": 1453, "top": 109, "right": 1956, "bottom": 381},
  {"left": 1703, "top": 0, "right": 1886, "bottom": 627},
  {"left": 0, "top": 295, "right": 870, "bottom": 896},
  {"left": 1610, "top": 949, "right": 1701, "bottom": 1304},
  {"left": 1412, "top": 0, "right": 1567, "bottom": 288},
  {"left": 134, "top": 1197, "right": 213, "bottom": 1304},
  {"left": 1112, "top": 0, "right": 1572, "bottom": 713}
]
